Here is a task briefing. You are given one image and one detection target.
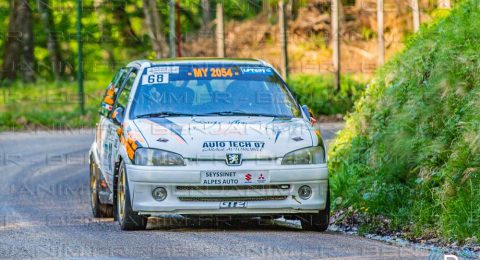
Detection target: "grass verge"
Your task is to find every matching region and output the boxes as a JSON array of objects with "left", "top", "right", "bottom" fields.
[{"left": 0, "top": 76, "right": 108, "bottom": 131}]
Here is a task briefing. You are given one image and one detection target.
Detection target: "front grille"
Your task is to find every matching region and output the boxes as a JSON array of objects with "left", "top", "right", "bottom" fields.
[
  {"left": 176, "top": 185, "right": 290, "bottom": 191},
  {"left": 178, "top": 196, "right": 288, "bottom": 202}
]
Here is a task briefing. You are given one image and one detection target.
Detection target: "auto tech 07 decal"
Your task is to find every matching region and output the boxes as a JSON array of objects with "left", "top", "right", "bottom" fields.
[{"left": 202, "top": 141, "right": 265, "bottom": 152}]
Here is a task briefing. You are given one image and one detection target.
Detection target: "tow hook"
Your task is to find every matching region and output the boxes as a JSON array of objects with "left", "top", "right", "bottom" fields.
[{"left": 292, "top": 195, "right": 302, "bottom": 204}]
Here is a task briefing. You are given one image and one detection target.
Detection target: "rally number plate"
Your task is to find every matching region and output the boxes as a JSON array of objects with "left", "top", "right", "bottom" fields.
[{"left": 219, "top": 201, "right": 247, "bottom": 209}]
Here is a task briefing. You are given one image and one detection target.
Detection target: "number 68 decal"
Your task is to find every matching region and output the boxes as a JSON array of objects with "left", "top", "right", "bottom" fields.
[{"left": 142, "top": 73, "right": 169, "bottom": 85}]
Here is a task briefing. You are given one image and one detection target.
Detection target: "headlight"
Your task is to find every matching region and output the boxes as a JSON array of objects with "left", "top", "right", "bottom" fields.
[
  {"left": 134, "top": 148, "right": 185, "bottom": 166},
  {"left": 281, "top": 146, "right": 325, "bottom": 165}
]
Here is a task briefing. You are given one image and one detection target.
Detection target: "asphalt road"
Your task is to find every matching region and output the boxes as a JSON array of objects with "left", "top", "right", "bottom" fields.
[{"left": 0, "top": 123, "right": 429, "bottom": 259}]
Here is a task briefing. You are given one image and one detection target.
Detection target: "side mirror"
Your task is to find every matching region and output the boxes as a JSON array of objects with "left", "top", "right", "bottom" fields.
[
  {"left": 301, "top": 105, "right": 311, "bottom": 121},
  {"left": 302, "top": 104, "right": 317, "bottom": 125},
  {"left": 112, "top": 106, "right": 125, "bottom": 125}
]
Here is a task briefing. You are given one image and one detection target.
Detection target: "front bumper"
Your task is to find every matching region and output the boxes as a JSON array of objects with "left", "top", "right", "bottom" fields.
[{"left": 125, "top": 162, "right": 328, "bottom": 216}]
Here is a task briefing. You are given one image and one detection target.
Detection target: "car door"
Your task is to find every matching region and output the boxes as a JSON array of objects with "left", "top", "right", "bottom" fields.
[
  {"left": 104, "top": 68, "right": 138, "bottom": 177},
  {"left": 96, "top": 68, "right": 129, "bottom": 178}
]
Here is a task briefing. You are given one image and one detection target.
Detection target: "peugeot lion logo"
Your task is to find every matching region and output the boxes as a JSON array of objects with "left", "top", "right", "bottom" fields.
[{"left": 226, "top": 154, "right": 242, "bottom": 166}]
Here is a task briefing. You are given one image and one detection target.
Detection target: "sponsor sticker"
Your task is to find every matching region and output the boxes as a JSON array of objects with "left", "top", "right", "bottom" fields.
[
  {"left": 202, "top": 141, "right": 265, "bottom": 152},
  {"left": 102, "top": 102, "right": 113, "bottom": 111},
  {"left": 188, "top": 67, "right": 237, "bottom": 78},
  {"left": 200, "top": 171, "right": 270, "bottom": 185},
  {"left": 240, "top": 67, "right": 273, "bottom": 75},
  {"left": 147, "top": 66, "right": 179, "bottom": 74}
]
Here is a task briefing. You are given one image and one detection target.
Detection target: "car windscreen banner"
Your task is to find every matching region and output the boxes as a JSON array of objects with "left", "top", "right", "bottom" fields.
[{"left": 140, "top": 64, "right": 277, "bottom": 86}]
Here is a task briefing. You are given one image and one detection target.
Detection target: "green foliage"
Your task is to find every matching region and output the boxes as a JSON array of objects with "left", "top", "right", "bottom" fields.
[
  {"left": 0, "top": 74, "right": 110, "bottom": 130},
  {"left": 288, "top": 74, "right": 366, "bottom": 116},
  {"left": 222, "top": 0, "right": 263, "bottom": 20},
  {"left": 329, "top": 0, "right": 480, "bottom": 241},
  {"left": 360, "top": 26, "right": 375, "bottom": 41},
  {"left": 0, "top": 0, "right": 265, "bottom": 83}
]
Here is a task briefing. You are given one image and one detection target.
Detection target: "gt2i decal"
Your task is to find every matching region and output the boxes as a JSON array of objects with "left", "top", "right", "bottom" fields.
[
  {"left": 202, "top": 141, "right": 265, "bottom": 152},
  {"left": 189, "top": 67, "right": 237, "bottom": 78}
]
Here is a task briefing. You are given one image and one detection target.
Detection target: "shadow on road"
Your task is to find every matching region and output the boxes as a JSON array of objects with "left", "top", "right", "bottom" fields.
[{"left": 146, "top": 216, "right": 303, "bottom": 232}]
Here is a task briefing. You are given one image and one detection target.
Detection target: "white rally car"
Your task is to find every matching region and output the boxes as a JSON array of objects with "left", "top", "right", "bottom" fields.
[{"left": 89, "top": 59, "right": 329, "bottom": 231}]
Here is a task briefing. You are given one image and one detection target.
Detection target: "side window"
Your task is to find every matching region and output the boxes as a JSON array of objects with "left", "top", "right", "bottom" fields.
[
  {"left": 115, "top": 70, "right": 137, "bottom": 111},
  {"left": 100, "top": 68, "right": 128, "bottom": 116}
]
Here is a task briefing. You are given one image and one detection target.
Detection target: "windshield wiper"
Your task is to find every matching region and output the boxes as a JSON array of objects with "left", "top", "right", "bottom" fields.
[
  {"left": 204, "top": 111, "right": 291, "bottom": 118},
  {"left": 136, "top": 112, "right": 198, "bottom": 118}
]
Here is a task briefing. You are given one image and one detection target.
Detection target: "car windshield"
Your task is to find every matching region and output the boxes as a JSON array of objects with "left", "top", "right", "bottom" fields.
[{"left": 129, "top": 64, "right": 301, "bottom": 119}]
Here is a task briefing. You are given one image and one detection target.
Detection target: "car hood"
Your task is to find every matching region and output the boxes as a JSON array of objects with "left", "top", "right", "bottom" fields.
[{"left": 132, "top": 116, "right": 317, "bottom": 159}]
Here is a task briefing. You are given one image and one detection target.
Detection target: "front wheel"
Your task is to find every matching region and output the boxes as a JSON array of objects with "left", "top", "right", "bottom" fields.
[
  {"left": 298, "top": 187, "right": 330, "bottom": 232},
  {"left": 116, "top": 161, "right": 148, "bottom": 230}
]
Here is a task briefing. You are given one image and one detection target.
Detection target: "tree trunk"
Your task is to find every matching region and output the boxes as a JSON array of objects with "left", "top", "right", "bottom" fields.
[
  {"left": 201, "top": 0, "right": 211, "bottom": 29},
  {"left": 263, "top": 0, "right": 271, "bottom": 19},
  {"left": 175, "top": 0, "right": 182, "bottom": 57},
  {"left": 95, "top": 0, "right": 116, "bottom": 68},
  {"left": 215, "top": 3, "right": 225, "bottom": 58},
  {"left": 411, "top": 0, "right": 420, "bottom": 33},
  {"left": 377, "top": 0, "right": 385, "bottom": 66},
  {"left": 288, "top": 0, "right": 299, "bottom": 20},
  {"left": 278, "top": 0, "right": 288, "bottom": 79},
  {"left": 113, "top": 1, "right": 140, "bottom": 46},
  {"left": 38, "top": 0, "right": 64, "bottom": 80},
  {"left": 19, "top": 0, "right": 36, "bottom": 82},
  {"left": 142, "top": 0, "right": 169, "bottom": 58},
  {"left": 169, "top": 0, "right": 176, "bottom": 58},
  {"left": 2, "top": 0, "right": 22, "bottom": 82},
  {"left": 1, "top": 0, "right": 35, "bottom": 83},
  {"left": 332, "top": 0, "right": 341, "bottom": 91}
]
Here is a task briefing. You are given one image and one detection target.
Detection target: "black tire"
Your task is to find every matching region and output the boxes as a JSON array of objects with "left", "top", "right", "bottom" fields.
[
  {"left": 90, "top": 160, "right": 113, "bottom": 218},
  {"left": 298, "top": 187, "right": 330, "bottom": 232},
  {"left": 116, "top": 161, "right": 148, "bottom": 230}
]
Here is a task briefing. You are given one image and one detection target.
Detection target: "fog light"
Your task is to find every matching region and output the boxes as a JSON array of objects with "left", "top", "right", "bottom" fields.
[
  {"left": 298, "top": 185, "right": 312, "bottom": 200},
  {"left": 152, "top": 187, "right": 167, "bottom": 201}
]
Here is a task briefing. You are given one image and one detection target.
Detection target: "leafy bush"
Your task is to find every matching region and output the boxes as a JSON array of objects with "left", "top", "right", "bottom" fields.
[
  {"left": 288, "top": 74, "right": 366, "bottom": 116},
  {"left": 329, "top": 0, "right": 480, "bottom": 241},
  {"left": 0, "top": 76, "right": 109, "bottom": 130}
]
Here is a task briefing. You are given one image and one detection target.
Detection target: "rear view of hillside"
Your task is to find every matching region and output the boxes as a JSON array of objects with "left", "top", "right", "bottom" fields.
[{"left": 330, "top": 0, "right": 480, "bottom": 242}]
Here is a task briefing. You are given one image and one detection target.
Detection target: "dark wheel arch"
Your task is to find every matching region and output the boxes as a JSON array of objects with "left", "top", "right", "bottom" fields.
[
  {"left": 112, "top": 159, "right": 122, "bottom": 221},
  {"left": 89, "top": 154, "right": 113, "bottom": 218}
]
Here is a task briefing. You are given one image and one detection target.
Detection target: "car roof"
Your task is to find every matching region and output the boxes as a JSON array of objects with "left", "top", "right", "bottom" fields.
[{"left": 126, "top": 58, "right": 271, "bottom": 69}]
